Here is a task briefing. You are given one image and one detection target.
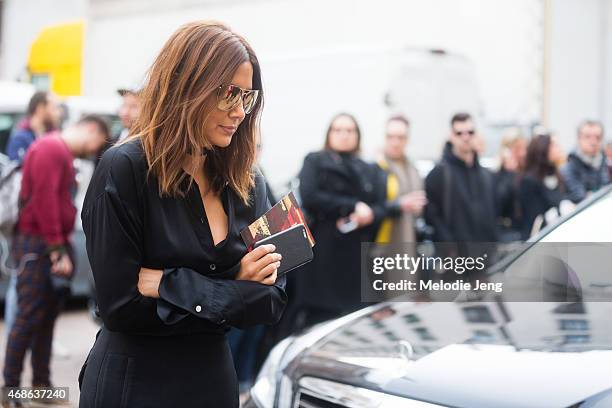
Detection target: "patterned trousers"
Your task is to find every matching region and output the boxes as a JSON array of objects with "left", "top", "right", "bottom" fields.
[{"left": 3, "top": 234, "right": 67, "bottom": 387}]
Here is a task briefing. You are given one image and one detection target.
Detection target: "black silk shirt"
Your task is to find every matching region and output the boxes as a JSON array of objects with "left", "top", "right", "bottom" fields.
[{"left": 81, "top": 139, "right": 287, "bottom": 336}]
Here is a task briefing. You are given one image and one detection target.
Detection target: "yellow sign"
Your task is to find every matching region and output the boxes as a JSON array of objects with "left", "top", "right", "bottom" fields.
[{"left": 28, "top": 21, "right": 83, "bottom": 97}]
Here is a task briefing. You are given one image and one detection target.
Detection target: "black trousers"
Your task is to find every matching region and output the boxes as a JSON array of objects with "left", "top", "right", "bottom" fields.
[{"left": 78, "top": 327, "right": 238, "bottom": 408}]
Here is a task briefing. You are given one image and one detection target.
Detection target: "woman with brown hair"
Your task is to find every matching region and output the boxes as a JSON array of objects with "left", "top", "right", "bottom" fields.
[
  {"left": 78, "top": 21, "right": 286, "bottom": 407},
  {"left": 518, "top": 131, "right": 567, "bottom": 240}
]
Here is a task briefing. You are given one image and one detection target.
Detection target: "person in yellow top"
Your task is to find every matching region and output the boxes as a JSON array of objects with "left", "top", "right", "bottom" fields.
[{"left": 375, "top": 115, "right": 427, "bottom": 244}]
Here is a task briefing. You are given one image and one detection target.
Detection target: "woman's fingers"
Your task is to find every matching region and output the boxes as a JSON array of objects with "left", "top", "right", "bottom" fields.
[
  {"left": 245, "top": 244, "right": 275, "bottom": 263},
  {"left": 261, "top": 268, "right": 278, "bottom": 286},
  {"left": 137, "top": 267, "right": 163, "bottom": 298},
  {"left": 254, "top": 251, "right": 282, "bottom": 273},
  {"left": 237, "top": 244, "right": 282, "bottom": 282},
  {"left": 257, "top": 261, "right": 280, "bottom": 281}
]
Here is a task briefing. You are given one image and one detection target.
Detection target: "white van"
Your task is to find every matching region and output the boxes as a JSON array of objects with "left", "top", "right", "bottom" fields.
[{"left": 258, "top": 46, "right": 483, "bottom": 191}]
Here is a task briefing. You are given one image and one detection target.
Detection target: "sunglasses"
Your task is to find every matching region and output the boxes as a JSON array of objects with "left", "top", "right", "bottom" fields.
[
  {"left": 454, "top": 129, "right": 476, "bottom": 137},
  {"left": 216, "top": 84, "right": 260, "bottom": 114}
]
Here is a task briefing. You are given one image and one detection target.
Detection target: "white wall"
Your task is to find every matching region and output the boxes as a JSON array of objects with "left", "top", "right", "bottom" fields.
[
  {"left": 601, "top": 0, "right": 612, "bottom": 142},
  {"left": 83, "top": 0, "right": 546, "bottom": 187},
  {"left": 547, "top": 0, "right": 608, "bottom": 151},
  {"left": 84, "top": 0, "right": 544, "bottom": 127},
  {"left": 0, "top": 0, "right": 87, "bottom": 81}
]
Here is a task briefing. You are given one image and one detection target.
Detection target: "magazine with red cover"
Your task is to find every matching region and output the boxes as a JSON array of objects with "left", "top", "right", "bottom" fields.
[{"left": 241, "top": 191, "right": 315, "bottom": 250}]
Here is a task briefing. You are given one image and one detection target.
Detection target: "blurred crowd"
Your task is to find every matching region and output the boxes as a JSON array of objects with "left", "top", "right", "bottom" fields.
[
  {"left": 234, "top": 111, "right": 611, "bottom": 394},
  {"left": 1, "top": 88, "right": 612, "bottom": 402}
]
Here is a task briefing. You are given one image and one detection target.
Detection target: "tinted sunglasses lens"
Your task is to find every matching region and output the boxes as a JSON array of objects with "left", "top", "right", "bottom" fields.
[
  {"left": 243, "top": 90, "right": 259, "bottom": 114},
  {"left": 217, "top": 85, "right": 241, "bottom": 111}
]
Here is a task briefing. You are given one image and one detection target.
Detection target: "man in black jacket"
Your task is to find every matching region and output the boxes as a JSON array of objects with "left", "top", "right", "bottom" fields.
[
  {"left": 425, "top": 113, "right": 497, "bottom": 246},
  {"left": 561, "top": 120, "right": 609, "bottom": 204}
]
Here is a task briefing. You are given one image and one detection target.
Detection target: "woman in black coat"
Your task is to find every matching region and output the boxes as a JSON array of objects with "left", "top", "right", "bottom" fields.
[
  {"left": 289, "top": 113, "right": 385, "bottom": 332},
  {"left": 78, "top": 22, "right": 286, "bottom": 408},
  {"left": 495, "top": 129, "right": 527, "bottom": 242},
  {"left": 518, "top": 132, "right": 566, "bottom": 240}
]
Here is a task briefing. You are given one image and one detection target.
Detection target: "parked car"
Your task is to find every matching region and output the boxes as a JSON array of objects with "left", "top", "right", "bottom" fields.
[{"left": 247, "top": 185, "right": 612, "bottom": 408}]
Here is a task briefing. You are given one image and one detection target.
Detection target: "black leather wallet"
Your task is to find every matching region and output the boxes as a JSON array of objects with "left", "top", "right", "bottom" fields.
[{"left": 253, "top": 224, "right": 313, "bottom": 276}]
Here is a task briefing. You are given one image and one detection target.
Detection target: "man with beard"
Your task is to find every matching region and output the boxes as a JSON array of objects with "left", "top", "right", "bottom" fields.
[{"left": 6, "top": 91, "right": 62, "bottom": 164}]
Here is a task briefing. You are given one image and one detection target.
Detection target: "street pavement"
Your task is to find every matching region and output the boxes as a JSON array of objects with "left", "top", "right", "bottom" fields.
[{"left": 1, "top": 308, "right": 99, "bottom": 407}]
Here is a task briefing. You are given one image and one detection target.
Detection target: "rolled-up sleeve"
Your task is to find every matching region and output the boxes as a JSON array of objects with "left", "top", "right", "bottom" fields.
[{"left": 159, "top": 267, "right": 287, "bottom": 328}]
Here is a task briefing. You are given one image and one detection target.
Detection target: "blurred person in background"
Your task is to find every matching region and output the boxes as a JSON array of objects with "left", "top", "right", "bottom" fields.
[
  {"left": 495, "top": 128, "right": 527, "bottom": 242},
  {"left": 2, "top": 115, "right": 109, "bottom": 408},
  {"left": 373, "top": 115, "right": 426, "bottom": 293},
  {"left": 3, "top": 91, "right": 63, "bottom": 352},
  {"left": 425, "top": 113, "right": 497, "bottom": 245},
  {"left": 560, "top": 120, "right": 609, "bottom": 203},
  {"left": 116, "top": 85, "right": 141, "bottom": 143},
  {"left": 96, "top": 86, "right": 142, "bottom": 165},
  {"left": 374, "top": 115, "right": 426, "bottom": 244},
  {"left": 5, "top": 91, "right": 62, "bottom": 164},
  {"left": 376, "top": 116, "right": 427, "bottom": 243},
  {"left": 471, "top": 132, "right": 487, "bottom": 157},
  {"left": 78, "top": 22, "right": 286, "bottom": 408},
  {"left": 290, "top": 113, "right": 385, "bottom": 332},
  {"left": 518, "top": 132, "right": 566, "bottom": 240}
]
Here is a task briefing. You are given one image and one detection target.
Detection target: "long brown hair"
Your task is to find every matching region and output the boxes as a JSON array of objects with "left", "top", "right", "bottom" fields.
[
  {"left": 523, "top": 133, "right": 564, "bottom": 191},
  {"left": 525, "top": 133, "right": 554, "bottom": 180},
  {"left": 130, "top": 21, "right": 263, "bottom": 204}
]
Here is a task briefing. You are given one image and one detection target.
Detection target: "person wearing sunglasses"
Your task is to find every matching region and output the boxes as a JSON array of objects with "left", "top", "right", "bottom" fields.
[
  {"left": 78, "top": 22, "right": 286, "bottom": 408},
  {"left": 424, "top": 112, "right": 497, "bottom": 264}
]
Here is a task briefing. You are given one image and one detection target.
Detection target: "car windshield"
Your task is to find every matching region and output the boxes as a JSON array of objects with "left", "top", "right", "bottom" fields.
[
  {"left": 312, "top": 188, "right": 612, "bottom": 362},
  {"left": 498, "top": 187, "right": 612, "bottom": 301}
]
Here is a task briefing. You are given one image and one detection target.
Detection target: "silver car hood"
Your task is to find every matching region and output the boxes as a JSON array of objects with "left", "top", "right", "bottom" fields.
[{"left": 290, "top": 301, "right": 612, "bottom": 407}]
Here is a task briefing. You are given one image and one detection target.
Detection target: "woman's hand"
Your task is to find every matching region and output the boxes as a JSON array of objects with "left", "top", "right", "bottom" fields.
[
  {"left": 138, "top": 267, "right": 163, "bottom": 298},
  {"left": 236, "top": 244, "right": 282, "bottom": 285},
  {"left": 399, "top": 191, "right": 428, "bottom": 215},
  {"left": 50, "top": 251, "right": 73, "bottom": 277},
  {"left": 352, "top": 201, "right": 374, "bottom": 227}
]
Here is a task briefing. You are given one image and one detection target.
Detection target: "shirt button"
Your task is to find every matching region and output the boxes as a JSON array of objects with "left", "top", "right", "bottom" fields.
[
  {"left": 200, "top": 217, "right": 204, "bottom": 224},
  {"left": 195, "top": 305, "right": 202, "bottom": 313},
  {"left": 210, "top": 264, "right": 216, "bottom": 271}
]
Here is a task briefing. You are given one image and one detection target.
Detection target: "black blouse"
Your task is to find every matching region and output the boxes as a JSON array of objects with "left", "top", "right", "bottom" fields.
[{"left": 81, "top": 139, "right": 287, "bottom": 336}]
